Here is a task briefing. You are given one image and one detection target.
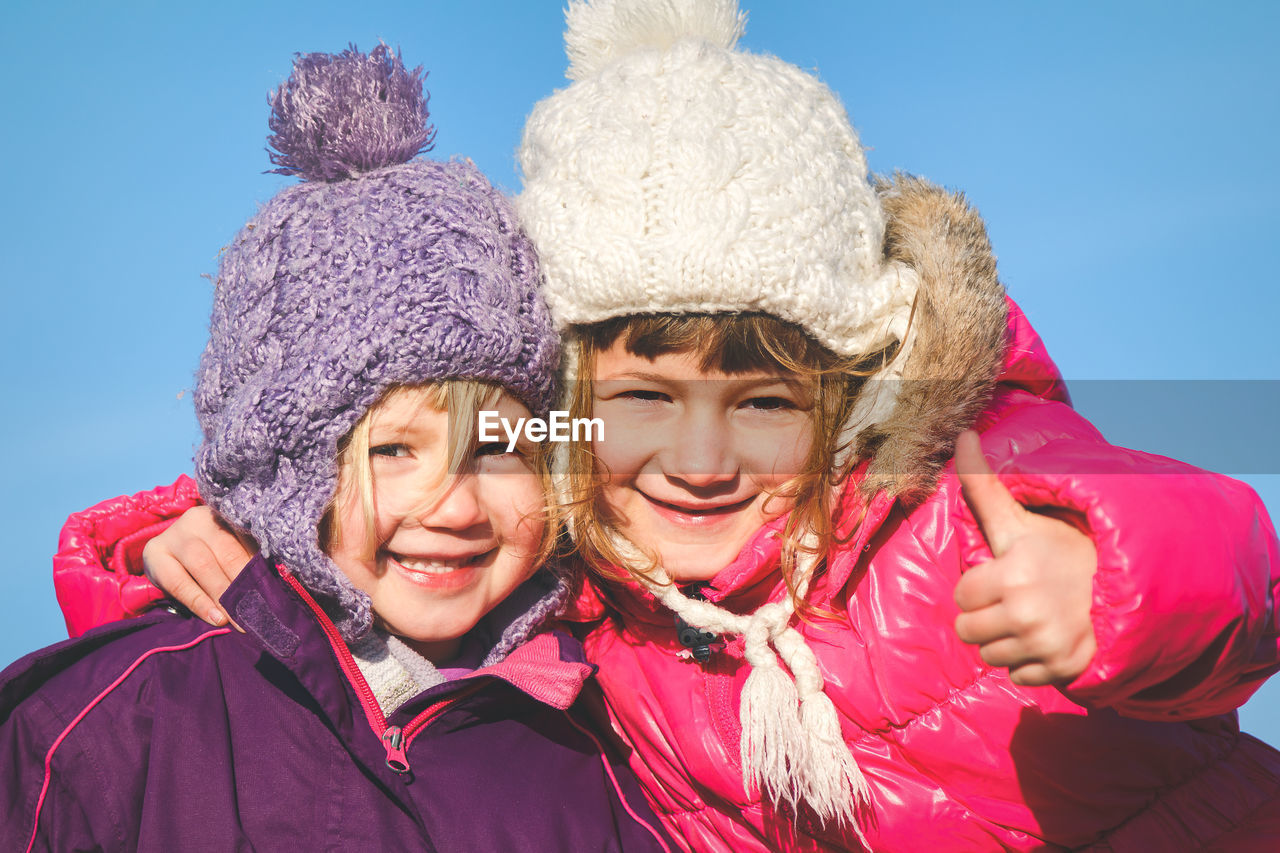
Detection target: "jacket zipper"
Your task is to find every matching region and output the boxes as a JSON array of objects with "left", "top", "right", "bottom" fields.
[
  {"left": 381, "top": 679, "right": 486, "bottom": 772},
  {"left": 280, "top": 570, "right": 485, "bottom": 776}
]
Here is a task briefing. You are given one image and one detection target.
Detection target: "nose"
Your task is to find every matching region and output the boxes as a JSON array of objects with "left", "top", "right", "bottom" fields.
[
  {"left": 664, "top": 412, "right": 738, "bottom": 489},
  {"left": 413, "top": 473, "right": 489, "bottom": 532}
]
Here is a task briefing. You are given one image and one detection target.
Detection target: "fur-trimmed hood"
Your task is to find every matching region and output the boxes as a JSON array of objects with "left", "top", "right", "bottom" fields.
[{"left": 856, "top": 174, "right": 1010, "bottom": 504}]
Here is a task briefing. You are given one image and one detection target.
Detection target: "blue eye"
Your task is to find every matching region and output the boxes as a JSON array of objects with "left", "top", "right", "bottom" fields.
[{"left": 370, "top": 443, "right": 410, "bottom": 458}]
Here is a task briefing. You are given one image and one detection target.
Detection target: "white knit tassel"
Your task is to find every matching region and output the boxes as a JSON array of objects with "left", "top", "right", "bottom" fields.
[
  {"left": 770, "top": 551, "right": 870, "bottom": 833},
  {"left": 797, "top": 691, "right": 870, "bottom": 840},
  {"left": 739, "top": 661, "right": 805, "bottom": 807},
  {"left": 618, "top": 532, "right": 870, "bottom": 838},
  {"left": 738, "top": 602, "right": 806, "bottom": 809}
]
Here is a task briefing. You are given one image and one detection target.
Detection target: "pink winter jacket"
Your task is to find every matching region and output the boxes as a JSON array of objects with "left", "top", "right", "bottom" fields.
[
  {"left": 51, "top": 181, "right": 1280, "bottom": 851},
  {"left": 565, "top": 304, "right": 1280, "bottom": 851},
  {"left": 559, "top": 182, "right": 1280, "bottom": 851}
]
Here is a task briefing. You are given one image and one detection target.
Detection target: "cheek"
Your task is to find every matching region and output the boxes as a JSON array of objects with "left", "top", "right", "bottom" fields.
[
  {"left": 751, "top": 421, "right": 813, "bottom": 482},
  {"left": 367, "top": 469, "right": 417, "bottom": 522},
  {"left": 589, "top": 408, "right": 661, "bottom": 480},
  {"left": 325, "top": 468, "right": 386, "bottom": 587},
  {"left": 591, "top": 437, "right": 644, "bottom": 480},
  {"left": 332, "top": 486, "right": 370, "bottom": 553},
  {"left": 491, "top": 474, "right": 547, "bottom": 547},
  {"left": 326, "top": 505, "right": 378, "bottom": 593}
]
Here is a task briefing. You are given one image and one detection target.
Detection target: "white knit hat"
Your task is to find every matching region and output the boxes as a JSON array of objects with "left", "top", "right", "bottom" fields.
[
  {"left": 517, "top": 0, "right": 917, "bottom": 357},
  {"left": 519, "top": 0, "right": 904, "bottom": 835}
]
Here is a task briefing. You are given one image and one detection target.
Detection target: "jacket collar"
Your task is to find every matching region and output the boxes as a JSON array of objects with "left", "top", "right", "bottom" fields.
[
  {"left": 218, "top": 555, "right": 594, "bottom": 722},
  {"left": 564, "top": 486, "right": 899, "bottom": 630}
]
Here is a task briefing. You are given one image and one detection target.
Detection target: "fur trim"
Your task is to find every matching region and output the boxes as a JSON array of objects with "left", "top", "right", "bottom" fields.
[{"left": 857, "top": 174, "right": 1009, "bottom": 503}]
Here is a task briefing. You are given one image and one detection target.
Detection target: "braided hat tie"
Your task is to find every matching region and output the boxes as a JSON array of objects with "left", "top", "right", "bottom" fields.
[{"left": 610, "top": 531, "right": 870, "bottom": 835}]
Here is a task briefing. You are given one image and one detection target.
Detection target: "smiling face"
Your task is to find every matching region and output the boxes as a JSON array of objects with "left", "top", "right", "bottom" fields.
[
  {"left": 326, "top": 387, "right": 545, "bottom": 662},
  {"left": 591, "top": 341, "right": 814, "bottom": 581}
]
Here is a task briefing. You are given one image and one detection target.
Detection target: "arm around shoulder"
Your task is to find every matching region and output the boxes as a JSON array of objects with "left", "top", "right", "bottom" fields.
[
  {"left": 53, "top": 475, "right": 201, "bottom": 636},
  {"left": 962, "top": 400, "right": 1280, "bottom": 719}
]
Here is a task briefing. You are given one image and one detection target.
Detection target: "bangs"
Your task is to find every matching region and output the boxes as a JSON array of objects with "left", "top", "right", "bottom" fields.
[{"left": 576, "top": 313, "right": 848, "bottom": 376}]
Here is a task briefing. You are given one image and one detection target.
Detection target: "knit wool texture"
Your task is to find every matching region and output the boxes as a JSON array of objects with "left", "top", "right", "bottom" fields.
[
  {"left": 517, "top": 0, "right": 916, "bottom": 356},
  {"left": 520, "top": 0, "right": 922, "bottom": 830},
  {"left": 195, "top": 51, "right": 557, "bottom": 640}
]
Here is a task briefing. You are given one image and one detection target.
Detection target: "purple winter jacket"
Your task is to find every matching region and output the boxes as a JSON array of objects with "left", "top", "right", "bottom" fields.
[{"left": 0, "top": 554, "right": 673, "bottom": 852}]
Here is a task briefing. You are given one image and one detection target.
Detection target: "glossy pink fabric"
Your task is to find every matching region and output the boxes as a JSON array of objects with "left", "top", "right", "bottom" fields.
[
  {"left": 568, "top": 303, "right": 1280, "bottom": 851},
  {"left": 50, "top": 303, "right": 1280, "bottom": 851},
  {"left": 53, "top": 476, "right": 198, "bottom": 637}
]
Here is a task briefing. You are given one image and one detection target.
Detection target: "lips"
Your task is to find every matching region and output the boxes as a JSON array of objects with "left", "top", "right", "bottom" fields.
[
  {"left": 640, "top": 492, "right": 757, "bottom": 527},
  {"left": 385, "top": 550, "right": 491, "bottom": 590},
  {"left": 391, "top": 553, "right": 484, "bottom": 573}
]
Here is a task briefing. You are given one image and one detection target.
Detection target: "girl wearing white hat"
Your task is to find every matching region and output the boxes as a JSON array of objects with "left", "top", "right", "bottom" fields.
[{"left": 48, "top": 3, "right": 1280, "bottom": 850}]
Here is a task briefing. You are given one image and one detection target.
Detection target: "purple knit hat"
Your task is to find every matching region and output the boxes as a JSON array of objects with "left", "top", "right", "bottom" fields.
[{"left": 194, "top": 45, "right": 559, "bottom": 640}]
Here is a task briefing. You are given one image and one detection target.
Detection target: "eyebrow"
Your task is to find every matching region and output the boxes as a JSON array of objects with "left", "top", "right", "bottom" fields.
[
  {"left": 598, "top": 370, "right": 672, "bottom": 383},
  {"left": 367, "top": 423, "right": 438, "bottom": 444},
  {"left": 597, "top": 371, "right": 806, "bottom": 391}
]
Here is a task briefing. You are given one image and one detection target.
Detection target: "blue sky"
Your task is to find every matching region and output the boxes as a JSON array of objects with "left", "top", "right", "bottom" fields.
[{"left": 2, "top": 1, "right": 1277, "bottom": 746}]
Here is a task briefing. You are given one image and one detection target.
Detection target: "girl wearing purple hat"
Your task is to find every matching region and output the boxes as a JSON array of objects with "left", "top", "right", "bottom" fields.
[
  {"left": 36, "top": 3, "right": 1280, "bottom": 851},
  {"left": 0, "top": 46, "right": 670, "bottom": 852}
]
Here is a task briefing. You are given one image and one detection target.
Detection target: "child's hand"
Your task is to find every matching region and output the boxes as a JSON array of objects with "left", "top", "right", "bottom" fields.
[
  {"left": 951, "top": 431, "right": 1099, "bottom": 687},
  {"left": 142, "top": 506, "right": 257, "bottom": 629}
]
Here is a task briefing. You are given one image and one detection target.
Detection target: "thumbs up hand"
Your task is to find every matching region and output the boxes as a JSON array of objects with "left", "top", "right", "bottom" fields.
[{"left": 952, "top": 431, "right": 1099, "bottom": 687}]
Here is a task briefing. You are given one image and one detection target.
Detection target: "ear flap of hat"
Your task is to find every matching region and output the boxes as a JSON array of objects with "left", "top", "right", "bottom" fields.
[{"left": 853, "top": 174, "right": 1009, "bottom": 504}]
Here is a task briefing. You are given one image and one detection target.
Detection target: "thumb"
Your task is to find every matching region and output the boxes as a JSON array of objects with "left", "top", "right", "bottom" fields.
[{"left": 955, "top": 430, "right": 1025, "bottom": 557}]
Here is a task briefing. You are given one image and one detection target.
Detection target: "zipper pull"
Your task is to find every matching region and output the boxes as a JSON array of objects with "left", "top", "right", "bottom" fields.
[{"left": 382, "top": 725, "right": 411, "bottom": 774}]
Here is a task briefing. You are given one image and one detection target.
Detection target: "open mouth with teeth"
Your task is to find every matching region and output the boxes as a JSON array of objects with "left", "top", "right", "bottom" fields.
[{"left": 384, "top": 550, "right": 493, "bottom": 589}]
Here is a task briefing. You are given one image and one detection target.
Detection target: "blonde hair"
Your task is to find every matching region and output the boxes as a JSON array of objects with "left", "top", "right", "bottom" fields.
[
  {"left": 565, "top": 313, "right": 898, "bottom": 614},
  {"left": 323, "top": 381, "right": 557, "bottom": 562}
]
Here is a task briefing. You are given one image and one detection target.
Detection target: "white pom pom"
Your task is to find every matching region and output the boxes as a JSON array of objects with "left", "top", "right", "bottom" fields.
[{"left": 564, "top": 0, "right": 747, "bottom": 80}]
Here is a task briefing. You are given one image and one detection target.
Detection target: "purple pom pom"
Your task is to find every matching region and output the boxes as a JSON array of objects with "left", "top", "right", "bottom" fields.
[{"left": 267, "top": 44, "right": 436, "bottom": 182}]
